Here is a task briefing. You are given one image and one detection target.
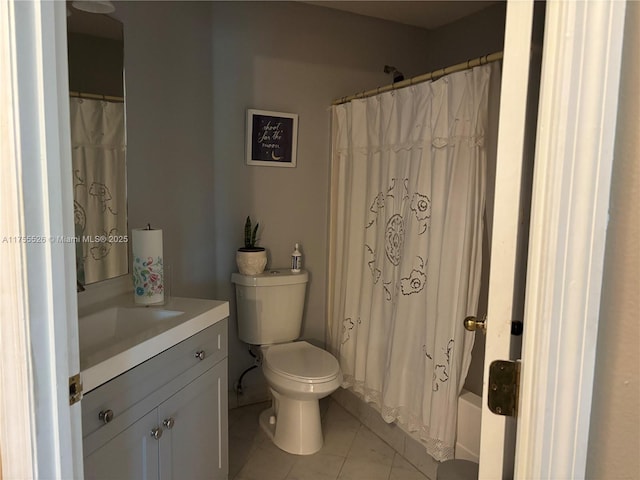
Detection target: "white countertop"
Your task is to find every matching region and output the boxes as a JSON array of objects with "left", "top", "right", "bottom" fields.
[{"left": 79, "top": 294, "right": 229, "bottom": 393}]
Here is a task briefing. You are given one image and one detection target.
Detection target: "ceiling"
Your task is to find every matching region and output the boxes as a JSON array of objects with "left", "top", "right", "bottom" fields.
[
  {"left": 67, "top": 1, "right": 500, "bottom": 37},
  {"left": 67, "top": 3, "right": 122, "bottom": 40},
  {"left": 305, "top": 1, "right": 499, "bottom": 30}
]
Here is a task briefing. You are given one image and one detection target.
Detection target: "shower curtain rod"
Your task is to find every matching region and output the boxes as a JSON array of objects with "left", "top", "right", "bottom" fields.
[
  {"left": 332, "top": 50, "right": 503, "bottom": 106},
  {"left": 70, "top": 91, "right": 124, "bottom": 102}
]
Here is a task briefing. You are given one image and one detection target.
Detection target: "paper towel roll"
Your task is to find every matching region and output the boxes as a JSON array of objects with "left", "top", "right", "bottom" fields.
[{"left": 132, "top": 227, "right": 164, "bottom": 305}]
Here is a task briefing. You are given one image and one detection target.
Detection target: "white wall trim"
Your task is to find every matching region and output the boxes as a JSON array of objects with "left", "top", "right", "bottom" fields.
[
  {"left": 515, "top": 1, "right": 627, "bottom": 479},
  {"left": 2, "top": 1, "right": 83, "bottom": 478},
  {"left": 0, "top": 1, "right": 36, "bottom": 477}
]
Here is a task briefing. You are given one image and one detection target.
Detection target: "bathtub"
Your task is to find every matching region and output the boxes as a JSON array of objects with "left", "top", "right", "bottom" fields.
[{"left": 455, "top": 389, "right": 482, "bottom": 463}]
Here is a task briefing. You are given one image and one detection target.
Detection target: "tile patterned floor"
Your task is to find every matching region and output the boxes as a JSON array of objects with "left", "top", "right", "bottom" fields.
[{"left": 229, "top": 399, "right": 430, "bottom": 480}]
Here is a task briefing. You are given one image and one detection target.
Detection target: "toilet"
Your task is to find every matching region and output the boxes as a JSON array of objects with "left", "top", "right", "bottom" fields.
[{"left": 231, "top": 269, "right": 342, "bottom": 455}]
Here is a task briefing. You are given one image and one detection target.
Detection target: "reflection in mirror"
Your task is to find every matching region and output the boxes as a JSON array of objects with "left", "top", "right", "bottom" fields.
[{"left": 67, "top": 7, "right": 127, "bottom": 285}]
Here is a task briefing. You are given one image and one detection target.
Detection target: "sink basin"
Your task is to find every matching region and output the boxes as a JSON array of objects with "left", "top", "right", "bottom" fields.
[
  {"left": 78, "top": 295, "right": 229, "bottom": 393},
  {"left": 79, "top": 306, "right": 184, "bottom": 356}
]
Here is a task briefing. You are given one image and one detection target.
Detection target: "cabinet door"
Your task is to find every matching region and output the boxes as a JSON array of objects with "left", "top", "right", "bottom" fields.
[
  {"left": 84, "top": 409, "right": 160, "bottom": 480},
  {"left": 158, "top": 359, "right": 228, "bottom": 480}
]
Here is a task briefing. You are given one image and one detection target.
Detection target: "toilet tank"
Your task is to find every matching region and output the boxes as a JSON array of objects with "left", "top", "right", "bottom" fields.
[{"left": 231, "top": 269, "right": 308, "bottom": 345}]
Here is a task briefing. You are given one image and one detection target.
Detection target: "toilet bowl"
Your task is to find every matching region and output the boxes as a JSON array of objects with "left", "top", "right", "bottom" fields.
[
  {"left": 259, "top": 341, "right": 342, "bottom": 455},
  {"left": 231, "top": 269, "right": 343, "bottom": 455}
]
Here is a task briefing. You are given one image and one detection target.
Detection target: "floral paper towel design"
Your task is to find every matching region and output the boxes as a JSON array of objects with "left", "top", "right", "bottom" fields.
[{"left": 132, "top": 228, "right": 164, "bottom": 305}]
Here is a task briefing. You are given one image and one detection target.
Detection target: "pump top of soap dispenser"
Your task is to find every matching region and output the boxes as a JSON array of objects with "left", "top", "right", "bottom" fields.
[{"left": 291, "top": 243, "right": 302, "bottom": 272}]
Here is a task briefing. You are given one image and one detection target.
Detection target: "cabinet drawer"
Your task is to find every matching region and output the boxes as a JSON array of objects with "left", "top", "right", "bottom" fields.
[{"left": 82, "top": 319, "right": 227, "bottom": 439}]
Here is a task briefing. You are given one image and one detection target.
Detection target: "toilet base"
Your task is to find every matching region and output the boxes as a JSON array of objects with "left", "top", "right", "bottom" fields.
[
  {"left": 259, "top": 408, "right": 277, "bottom": 441},
  {"left": 259, "top": 391, "right": 324, "bottom": 455}
]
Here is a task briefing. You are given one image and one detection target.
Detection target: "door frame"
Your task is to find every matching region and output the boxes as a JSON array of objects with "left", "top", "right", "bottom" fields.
[
  {"left": 0, "top": 1, "right": 82, "bottom": 478},
  {"left": 515, "top": 1, "right": 626, "bottom": 478}
]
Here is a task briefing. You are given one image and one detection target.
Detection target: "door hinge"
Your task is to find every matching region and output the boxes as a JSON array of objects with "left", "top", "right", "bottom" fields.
[
  {"left": 488, "top": 360, "right": 520, "bottom": 416},
  {"left": 69, "top": 373, "right": 83, "bottom": 405}
]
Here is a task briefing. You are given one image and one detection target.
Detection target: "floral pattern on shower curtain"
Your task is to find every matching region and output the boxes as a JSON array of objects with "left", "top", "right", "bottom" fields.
[
  {"left": 70, "top": 97, "right": 127, "bottom": 285},
  {"left": 328, "top": 63, "right": 498, "bottom": 461}
]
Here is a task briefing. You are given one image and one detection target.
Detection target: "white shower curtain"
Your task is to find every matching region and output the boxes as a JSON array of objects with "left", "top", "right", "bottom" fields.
[
  {"left": 70, "top": 97, "right": 127, "bottom": 285},
  {"left": 328, "top": 63, "right": 498, "bottom": 461}
]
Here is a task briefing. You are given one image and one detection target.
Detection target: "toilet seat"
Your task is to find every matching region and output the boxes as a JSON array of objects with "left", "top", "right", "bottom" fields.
[{"left": 262, "top": 341, "right": 340, "bottom": 384}]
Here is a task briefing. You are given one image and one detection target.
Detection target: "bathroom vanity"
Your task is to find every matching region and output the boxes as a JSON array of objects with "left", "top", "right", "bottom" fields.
[{"left": 78, "top": 295, "right": 229, "bottom": 479}]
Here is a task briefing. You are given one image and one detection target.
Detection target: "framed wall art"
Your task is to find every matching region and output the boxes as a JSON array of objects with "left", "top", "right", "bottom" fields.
[{"left": 246, "top": 109, "right": 298, "bottom": 167}]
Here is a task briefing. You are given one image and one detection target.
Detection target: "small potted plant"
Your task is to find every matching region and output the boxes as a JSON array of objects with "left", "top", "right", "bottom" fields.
[{"left": 235, "top": 216, "right": 267, "bottom": 275}]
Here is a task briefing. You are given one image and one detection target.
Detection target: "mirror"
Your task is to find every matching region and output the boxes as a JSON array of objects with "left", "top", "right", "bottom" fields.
[{"left": 67, "top": 7, "right": 127, "bottom": 285}]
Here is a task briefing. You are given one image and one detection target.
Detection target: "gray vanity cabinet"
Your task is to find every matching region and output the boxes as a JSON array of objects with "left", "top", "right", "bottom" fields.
[
  {"left": 158, "top": 360, "right": 228, "bottom": 478},
  {"left": 84, "top": 409, "right": 160, "bottom": 479},
  {"left": 82, "top": 320, "right": 228, "bottom": 480}
]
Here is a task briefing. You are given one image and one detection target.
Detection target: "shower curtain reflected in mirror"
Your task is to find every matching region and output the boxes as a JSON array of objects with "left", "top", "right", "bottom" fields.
[
  {"left": 70, "top": 97, "right": 127, "bottom": 285},
  {"left": 328, "top": 63, "right": 500, "bottom": 461}
]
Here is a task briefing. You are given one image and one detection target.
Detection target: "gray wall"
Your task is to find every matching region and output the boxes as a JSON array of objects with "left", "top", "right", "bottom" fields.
[
  {"left": 210, "top": 1, "right": 438, "bottom": 399},
  {"left": 586, "top": 2, "right": 640, "bottom": 478},
  {"left": 114, "top": 1, "right": 216, "bottom": 301},
  {"left": 426, "top": 2, "right": 506, "bottom": 70}
]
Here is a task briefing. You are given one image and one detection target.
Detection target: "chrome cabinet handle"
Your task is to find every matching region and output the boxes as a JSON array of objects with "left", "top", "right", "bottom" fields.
[
  {"left": 163, "top": 417, "right": 175, "bottom": 429},
  {"left": 98, "top": 409, "right": 114, "bottom": 425},
  {"left": 195, "top": 350, "right": 206, "bottom": 360},
  {"left": 150, "top": 427, "right": 163, "bottom": 440}
]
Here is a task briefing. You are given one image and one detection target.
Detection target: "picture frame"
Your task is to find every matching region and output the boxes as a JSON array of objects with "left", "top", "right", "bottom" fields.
[{"left": 246, "top": 109, "right": 298, "bottom": 167}]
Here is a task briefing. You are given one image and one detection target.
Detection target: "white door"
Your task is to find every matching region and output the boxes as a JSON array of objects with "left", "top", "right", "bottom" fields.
[
  {"left": 478, "top": 1, "right": 627, "bottom": 479},
  {"left": 1, "top": 1, "right": 83, "bottom": 477},
  {"left": 478, "top": 1, "right": 538, "bottom": 478}
]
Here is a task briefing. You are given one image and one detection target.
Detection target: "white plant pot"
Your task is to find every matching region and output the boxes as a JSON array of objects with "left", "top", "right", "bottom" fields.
[{"left": 236, "top": 249, "right": 267, "bottom": 275}]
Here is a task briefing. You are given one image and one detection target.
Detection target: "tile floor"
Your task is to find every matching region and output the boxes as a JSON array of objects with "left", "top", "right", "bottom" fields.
[{"left": 229, "top": 399, "right": 430, "bottom": 480}]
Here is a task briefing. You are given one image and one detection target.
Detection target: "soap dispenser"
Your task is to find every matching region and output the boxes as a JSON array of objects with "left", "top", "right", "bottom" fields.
[{"left": 291, "top": 243, "right": 302, "bottom": 272}]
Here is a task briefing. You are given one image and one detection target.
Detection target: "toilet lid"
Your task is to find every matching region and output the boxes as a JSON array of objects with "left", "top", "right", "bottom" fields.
[{"left": 263, "top": 341, "right": 340, "bottom": 383}]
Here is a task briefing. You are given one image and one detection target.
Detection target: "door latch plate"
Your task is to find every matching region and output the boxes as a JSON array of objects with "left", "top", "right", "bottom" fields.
[
  {"left": 488, "top": 360, "right": 519, "bottom": 416},
  {"left": 69, "top": 373, "right": 83, "bottom": 405}
]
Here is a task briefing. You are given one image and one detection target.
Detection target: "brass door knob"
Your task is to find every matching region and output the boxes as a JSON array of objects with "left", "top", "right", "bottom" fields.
[{"left": 464, "top": 316, "right": 486, "bottom": 333}]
